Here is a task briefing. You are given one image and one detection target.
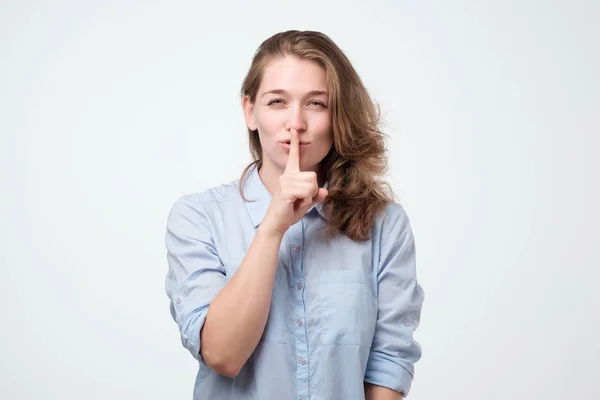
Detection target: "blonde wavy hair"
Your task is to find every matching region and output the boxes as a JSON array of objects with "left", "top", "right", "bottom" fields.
[{"left": 239, "top": 30, "right": 394, "bottom": 242}]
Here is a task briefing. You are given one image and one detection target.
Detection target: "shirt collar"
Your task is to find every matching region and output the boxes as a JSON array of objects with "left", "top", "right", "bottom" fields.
[{"left": 242, "top": 164, "right": 328, "bottom": 228}]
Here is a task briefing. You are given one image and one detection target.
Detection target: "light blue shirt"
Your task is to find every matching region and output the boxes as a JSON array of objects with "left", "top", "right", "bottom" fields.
[{"left": 165, "top": 165, "right": 424, "bottom": 399}]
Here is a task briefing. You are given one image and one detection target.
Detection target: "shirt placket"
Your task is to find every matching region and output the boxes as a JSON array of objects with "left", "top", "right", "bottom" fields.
[{"left": 289, "top": 219, "right": 309, "bottom": 400}]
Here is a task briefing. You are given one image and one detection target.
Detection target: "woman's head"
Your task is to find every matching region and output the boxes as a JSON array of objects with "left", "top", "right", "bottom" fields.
[
  {"left": 240, "top": 30, "right": 393, "bottom": 241},
  {"left": 242, "top": 54, "right": 333, "bottom": 175}
]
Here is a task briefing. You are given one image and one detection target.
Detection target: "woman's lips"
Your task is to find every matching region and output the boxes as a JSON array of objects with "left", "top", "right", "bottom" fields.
[{"left": 279, "top": 142, "right": 310, "bottom": 151}]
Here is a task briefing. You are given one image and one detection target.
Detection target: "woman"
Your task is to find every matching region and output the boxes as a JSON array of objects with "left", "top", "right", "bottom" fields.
[{"left": 165, "top": 30, "right": 424, "bottom": 400}]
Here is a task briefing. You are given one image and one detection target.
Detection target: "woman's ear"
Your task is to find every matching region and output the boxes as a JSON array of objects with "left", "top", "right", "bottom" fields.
[{"left": 242, "top": 96, "right": 257, "bottom": 131}]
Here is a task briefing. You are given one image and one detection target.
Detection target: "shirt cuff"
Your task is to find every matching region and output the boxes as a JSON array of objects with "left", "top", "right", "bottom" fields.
[
  {"left": 364, "top": 356, "right": 414, "bottom": 397},
  {"left": 179, "top": 306, "right": 209, "bottom": 362}
]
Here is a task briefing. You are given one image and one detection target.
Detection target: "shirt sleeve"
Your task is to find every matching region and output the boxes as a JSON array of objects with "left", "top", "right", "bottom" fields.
[
  {"left": 164, "top": 194, "right": 228, "bottom": 362},
  {"left": 364, "top": 203, "right": 425, "bottom": 397}
]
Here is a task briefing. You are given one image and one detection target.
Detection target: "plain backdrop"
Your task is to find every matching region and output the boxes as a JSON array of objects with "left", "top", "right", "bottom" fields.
[{"left": 1, "top": 1, "right": 599, "bottom": 399}]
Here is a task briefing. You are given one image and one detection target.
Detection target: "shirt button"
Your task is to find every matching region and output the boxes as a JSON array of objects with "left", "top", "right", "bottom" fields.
[
  {"left": 297, "top": 320, "right": 303, "bottom": 327},
  {"left": 293, "top": 244, "right": 300, "bottom": 251},
  {"left": 296, "top": 283, "right": 303, "bottom": 290},
  {"left": 403, "top": 320, "right": 411, "bottom": 326},
  {"left": 175, "top": 297, "right": 181, "bottom": 304},
  {"left": 299, "top": 358, "right": 306, "bottom": 365}
]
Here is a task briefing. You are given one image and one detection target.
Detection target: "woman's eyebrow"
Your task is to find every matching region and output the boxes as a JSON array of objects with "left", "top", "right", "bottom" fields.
[{"left": 260, "top": 89, "right": 328, "bottom": 98}]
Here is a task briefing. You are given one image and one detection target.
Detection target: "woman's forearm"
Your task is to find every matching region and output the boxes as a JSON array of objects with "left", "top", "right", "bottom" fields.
[{"left": 200, "top": 224, "right": 284, "bottom": 376}]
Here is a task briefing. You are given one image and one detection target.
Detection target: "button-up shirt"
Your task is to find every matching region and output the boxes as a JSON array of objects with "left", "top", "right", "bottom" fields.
[{"left": 165, "top": 165, "right": 424, "bottom": 399}]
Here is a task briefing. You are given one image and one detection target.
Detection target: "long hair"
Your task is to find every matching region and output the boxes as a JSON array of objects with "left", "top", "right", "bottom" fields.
[{"left": 239, "top": 30, "right": 394, "bottom": 242}]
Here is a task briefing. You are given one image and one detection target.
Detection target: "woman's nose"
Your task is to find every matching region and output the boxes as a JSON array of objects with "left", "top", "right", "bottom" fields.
[{"left": 285, "top": 105, "right": 307, "bottom": 132}]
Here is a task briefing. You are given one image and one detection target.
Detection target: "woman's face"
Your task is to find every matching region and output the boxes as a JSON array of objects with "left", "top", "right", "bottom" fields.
[{"left": 243, "top": 56, "right": 333, "bottom": 175}]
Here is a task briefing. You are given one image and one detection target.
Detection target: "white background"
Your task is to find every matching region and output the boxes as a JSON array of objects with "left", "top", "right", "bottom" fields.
[{"left": 1, "top": 1, "right": 599, "bottom": 399}]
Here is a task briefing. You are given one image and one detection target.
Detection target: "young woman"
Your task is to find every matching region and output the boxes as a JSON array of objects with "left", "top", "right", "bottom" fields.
[{"left": 165, "top": 30, "right": 424, "bottom": 400}]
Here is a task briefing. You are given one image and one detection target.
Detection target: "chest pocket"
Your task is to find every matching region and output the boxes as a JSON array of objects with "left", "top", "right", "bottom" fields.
[{"left": 319, "top": 269, "right": 375, "bottom": 345}]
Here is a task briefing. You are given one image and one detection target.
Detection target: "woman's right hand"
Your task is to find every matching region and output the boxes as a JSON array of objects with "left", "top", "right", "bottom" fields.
[{"left": 261, "top": 129, "right": 328, "bottom": 236}]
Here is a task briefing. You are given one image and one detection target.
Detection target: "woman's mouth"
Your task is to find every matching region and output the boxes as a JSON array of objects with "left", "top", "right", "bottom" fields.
[{"left": 279, "top": 141, "right": 310, "bottom": 151}]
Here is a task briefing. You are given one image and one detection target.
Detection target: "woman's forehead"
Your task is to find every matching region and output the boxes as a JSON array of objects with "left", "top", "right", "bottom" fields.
[{"left": 259, "top": 56, "right": 327, "bottom": 95}]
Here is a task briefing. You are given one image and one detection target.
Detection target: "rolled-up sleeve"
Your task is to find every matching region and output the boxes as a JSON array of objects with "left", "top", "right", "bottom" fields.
[
  {"left": 364, "top": 204, "right": 425, "bottom": 397},
  {"left": 165, "top": 195, "right": 227, "bottom": 362}
]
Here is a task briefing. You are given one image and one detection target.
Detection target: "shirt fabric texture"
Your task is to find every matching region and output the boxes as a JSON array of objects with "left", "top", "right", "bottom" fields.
[{"left": 165, "top": 165, "right": 424, "bottom": 400}]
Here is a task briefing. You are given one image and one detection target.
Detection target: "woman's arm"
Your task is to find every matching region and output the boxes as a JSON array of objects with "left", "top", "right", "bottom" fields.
[
  {"left": 200, "top": 224, "right": 283, "bottom": 377},
  {"left": 363, "top": 203, "right": 424, "bottom": 397},
  {"left": 167, "top": 130, "right": 326, "bottom": 377},
  {"left": 165, "top": 196, "right": 283, "bottom": 377},
  {"left": 201, "top": 131, "right": 326, "bottom": 376},
  {"left": 364, "top": 382, "right": 403, "bottom": 400}
]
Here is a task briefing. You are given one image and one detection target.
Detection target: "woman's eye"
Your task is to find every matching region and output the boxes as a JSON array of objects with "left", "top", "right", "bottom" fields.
[{"left": 267, "top": 99, "right": 326, "bottom": 108}]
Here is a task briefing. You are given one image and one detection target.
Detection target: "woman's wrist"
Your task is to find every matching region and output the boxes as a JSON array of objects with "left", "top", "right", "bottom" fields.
[{"left": 256, "top": 220, "right": 286, "bottom": 241}]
